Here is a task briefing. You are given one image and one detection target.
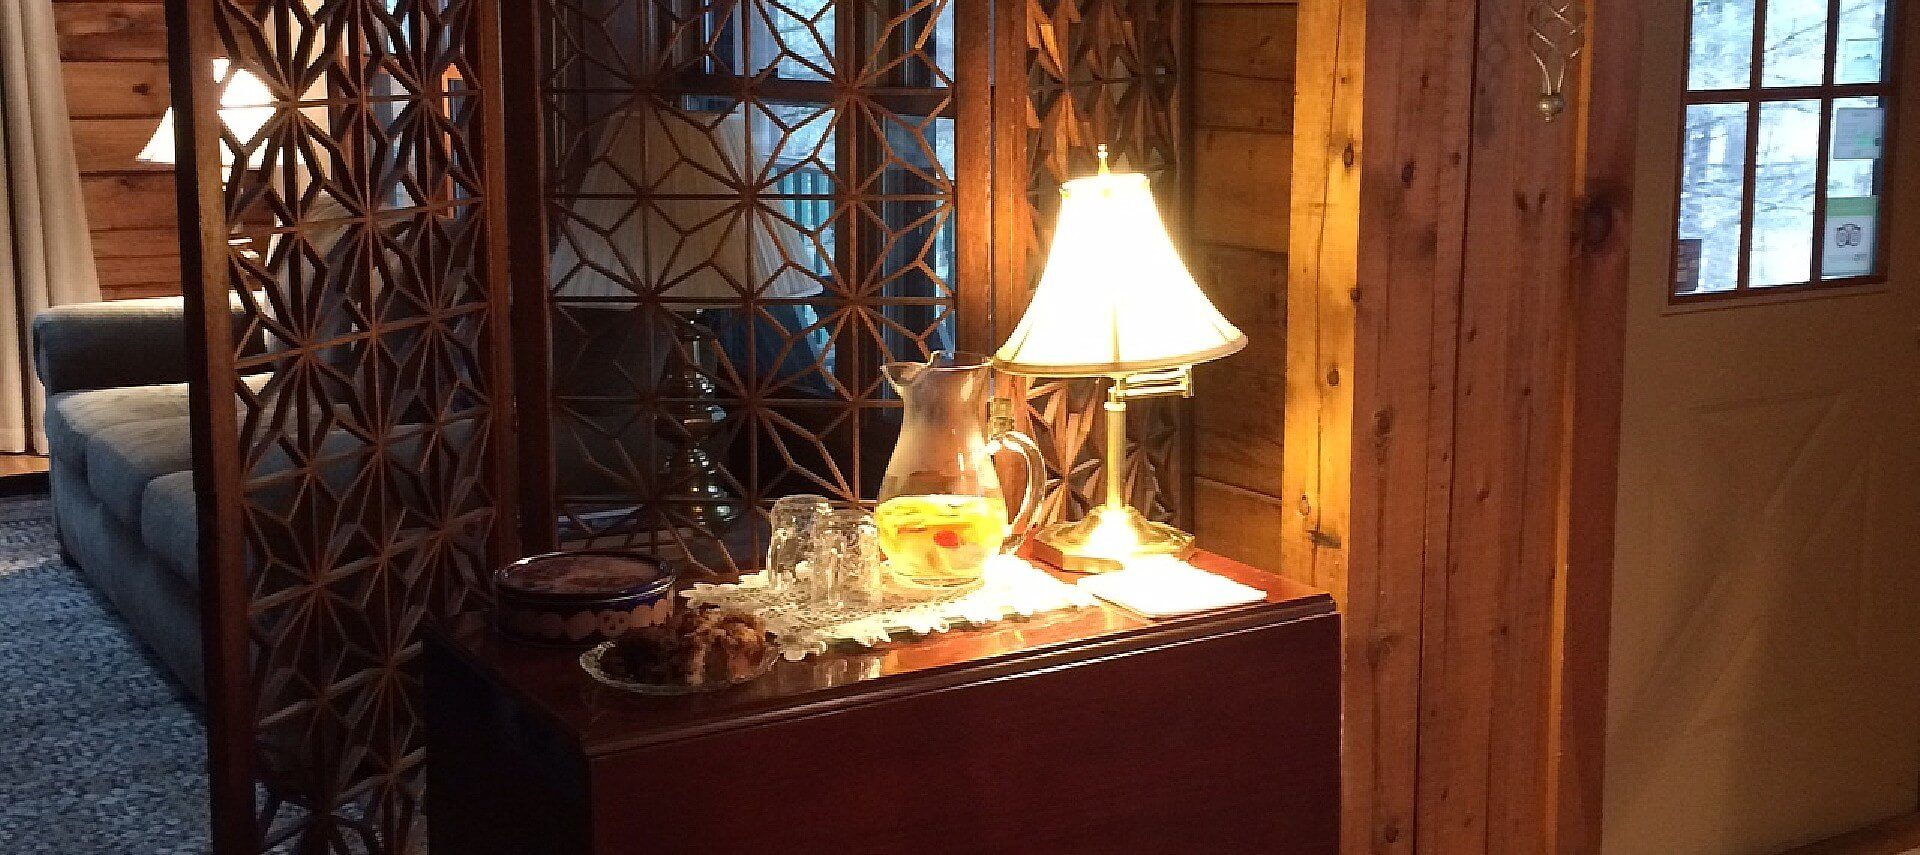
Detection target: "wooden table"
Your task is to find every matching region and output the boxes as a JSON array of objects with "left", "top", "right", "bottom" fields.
[{"left": 424, "top": 551, "right": 1341, "bottom": 854}]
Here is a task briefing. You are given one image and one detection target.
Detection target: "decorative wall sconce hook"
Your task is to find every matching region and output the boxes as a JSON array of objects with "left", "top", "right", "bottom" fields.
[{"left": 1529, "top": 0, "right": 1585, "bottom": 121}]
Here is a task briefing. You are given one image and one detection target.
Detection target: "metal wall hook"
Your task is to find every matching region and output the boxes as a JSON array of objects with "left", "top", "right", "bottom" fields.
[{"left": 1530, "top": 0, "right": 1586, "bottom": 121}]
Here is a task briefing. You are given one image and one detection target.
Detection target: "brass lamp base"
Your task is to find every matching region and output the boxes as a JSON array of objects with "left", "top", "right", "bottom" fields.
[{"left": 1031, "top": 504, "right": 1195, "bottom": 573}]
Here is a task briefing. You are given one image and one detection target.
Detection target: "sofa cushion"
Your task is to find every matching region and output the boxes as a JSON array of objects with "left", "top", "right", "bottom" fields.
[
  {"left": 140, "top": 470, "right": 200, "bottom": 586},
  {"left": 133, "top": 427, "right": 373, "bottom": 588},
  {"left": 45, "top": 374, "right": 275, "bottom": 463},
  {"left": 45, "top": 383, "right": 190, "bottom": 461},
  {"left": 86, "top": 416, "right": 195, "bottom": 529}
]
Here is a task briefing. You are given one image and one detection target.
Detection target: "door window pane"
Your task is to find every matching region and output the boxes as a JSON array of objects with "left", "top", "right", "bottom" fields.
[
  {"left": 1835, "top": 0, "right": 1890, "bottom": 83},
  {"left": 1761, "top": 0, "right": 1829, "bottom": 87},
  {"left": 1751, "top": 100, "right": 1819, "bottom": 286},
  {"left": 1690, "top": 0, "right": 1757, "bottom": 90},
  {"left": 1827, "top": 96, "right": 1884, "bottom": 196},
  {"left": 1824, "top": 96, "right": 1884, "bottom": 278},
  {"left": 1676, "top": 103, "right": 1750, "bottom": 294}
]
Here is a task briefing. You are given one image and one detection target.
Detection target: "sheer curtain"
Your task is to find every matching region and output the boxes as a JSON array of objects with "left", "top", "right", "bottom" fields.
[{"left": 0, "top": 0, "right": 100, "bottom": 452}]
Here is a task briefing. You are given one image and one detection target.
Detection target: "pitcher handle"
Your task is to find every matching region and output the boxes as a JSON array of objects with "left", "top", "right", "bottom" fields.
[{"left": 986, "top": 397, "right": 1048, "bottom": 551}]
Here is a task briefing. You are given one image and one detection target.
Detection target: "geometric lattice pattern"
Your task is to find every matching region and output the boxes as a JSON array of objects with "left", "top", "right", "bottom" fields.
[
  {"left": 528, "top": 0, "right": 1187, "bottom": 566},
  {"left": 1007, "top": 0, "right": 1188, "bottom": 526},
  {"left": 199, "top": 1, "right": 509, "bottom": 850},
  {"left": 535, "top": 0, "right": 963, "bottom": 572}
]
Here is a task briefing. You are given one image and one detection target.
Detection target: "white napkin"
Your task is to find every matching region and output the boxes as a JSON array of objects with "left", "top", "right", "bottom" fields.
[{"left": 1076, "top": 555, "right": 1267, "bottom": 618}]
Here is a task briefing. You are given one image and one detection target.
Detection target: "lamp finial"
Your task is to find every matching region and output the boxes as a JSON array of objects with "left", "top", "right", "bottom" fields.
[{"left": 1096, "top": 144, "right": 1110, "bottom": 176}]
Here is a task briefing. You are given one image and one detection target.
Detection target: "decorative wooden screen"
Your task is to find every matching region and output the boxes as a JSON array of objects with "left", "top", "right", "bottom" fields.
[
  {"left": 170, "top": 0, "right": 517, "bottom": 851},
  {"left": 513, "top": 0, "right": 981, "bottom": 570},
  {"left": 510, "top": 0, "right": 1186, "bottom": 563}
]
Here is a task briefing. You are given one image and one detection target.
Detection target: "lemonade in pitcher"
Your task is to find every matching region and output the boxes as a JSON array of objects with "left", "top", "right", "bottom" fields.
[
  {"left": 876, "top": 353, "right": 1044, "bottom": 596},
  {"left": 874, "top": 494, "right": 1009, "bottom": 591}
]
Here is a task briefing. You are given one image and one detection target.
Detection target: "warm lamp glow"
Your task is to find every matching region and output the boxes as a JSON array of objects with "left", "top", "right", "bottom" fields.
[
  {"left": 137, "top": 59, "right": 275, "bottom": 167},
  {"left": 992, "top": 167, "right": 1245, "bottom": 376},
  {"left": 993, "top": 150, "right": 1247, "bottom": 572},
  {"left": 1082, "top": 506, "right": 1147, "bottom": 559}
]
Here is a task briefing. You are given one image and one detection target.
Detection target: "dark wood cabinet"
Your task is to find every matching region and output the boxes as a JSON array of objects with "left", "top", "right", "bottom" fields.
[{"left": 424, "top": 553, "right": 1340, "bottom": 854}]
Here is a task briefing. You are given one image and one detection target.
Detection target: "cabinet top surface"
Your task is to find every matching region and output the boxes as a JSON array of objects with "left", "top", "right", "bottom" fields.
[{"left": 435, "top": 551, "right": 1333, "bottom": 756}]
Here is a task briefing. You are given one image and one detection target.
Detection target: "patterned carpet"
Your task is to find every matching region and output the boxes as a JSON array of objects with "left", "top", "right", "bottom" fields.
[{"left": 0, "top": 491, "right": 209, "bottom": 853}]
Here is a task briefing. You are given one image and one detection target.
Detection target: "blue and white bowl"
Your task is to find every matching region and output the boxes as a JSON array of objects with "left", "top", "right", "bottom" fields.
[{"left": 495, "top": 550, "right": 677, "bottom": 646}]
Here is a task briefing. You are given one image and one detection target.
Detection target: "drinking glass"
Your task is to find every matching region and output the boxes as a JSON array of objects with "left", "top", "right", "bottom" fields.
[
  {"left": 809, "top": 509, "right": 883, "bottom": 608},
  {"left": 765, "top": 494, "right": 830, "bottom": 593}
]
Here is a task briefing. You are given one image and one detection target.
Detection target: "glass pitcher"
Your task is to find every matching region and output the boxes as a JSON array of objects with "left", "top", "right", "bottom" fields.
[{"left": 876, "top": 351, "right": 1046, "bottom": 595}]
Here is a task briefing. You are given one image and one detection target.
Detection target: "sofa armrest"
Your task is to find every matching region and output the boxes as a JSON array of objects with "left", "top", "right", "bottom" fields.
[{"left": 34, "top": 297, "right": 200, "bottom": 395}]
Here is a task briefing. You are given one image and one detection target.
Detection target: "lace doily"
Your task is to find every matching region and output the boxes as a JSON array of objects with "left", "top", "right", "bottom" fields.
[{"left": 682, "top": 554, "right": 1097, "bottom": 657}]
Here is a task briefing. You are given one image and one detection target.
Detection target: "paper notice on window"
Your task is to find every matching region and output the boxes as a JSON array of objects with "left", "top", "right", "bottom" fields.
[
  {"left": 1832, "top": 108, "right": 1885, "bottom": 160},
  {"left": 1823, "top": 197, "right": 1877, "bottom": 278},
  {"left": 1673, "top": 238, "right": 1703, "bottom": 294},
  {"left": 1841, "top": 38, "right": 1883, "bottom": 83}
]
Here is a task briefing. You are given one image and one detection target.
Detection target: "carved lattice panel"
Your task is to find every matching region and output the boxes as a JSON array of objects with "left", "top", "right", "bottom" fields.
[
  {"left": 1004, "top": 0, "right": 1188, "bottom": 526},
  {"left": 179, "top": 0, "right": 514, "bottom": 851},
  {"left": 529, "top": 0, "right": 971, "bottom": 571},
  {"left": 517, "top": 0, "right": 1185, "bottom": 565}
]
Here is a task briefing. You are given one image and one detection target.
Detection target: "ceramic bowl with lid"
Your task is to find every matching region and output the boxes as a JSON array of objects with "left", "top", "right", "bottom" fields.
[{"left": 495, "top": 550, "right": 676, "bottom": 646}]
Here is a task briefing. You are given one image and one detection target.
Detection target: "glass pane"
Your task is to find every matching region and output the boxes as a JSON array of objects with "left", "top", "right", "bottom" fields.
[
  {"left": 1761, "top": 0, "right": 1830, "bottom": 87},
  {"left": 1675, "top": 102, "right": 1751, "bottom": 294},
  {"left": 1689, "top": 0, "right": 1756, "bottom": 90},
  {"left": 860, "top": 0, "right": 956, "bottom": 86},
  {"left": 1750, "top": 100, "right": 1819, "bottom": 286},
  {"left": 755, "top": 0, "right": 835, "bottom": 81},
  {"left": 1827, "top": 96, "right": 1884, "bottom": 196},
  {"left": 1824, "top": 96, "right": 1884, "bottom": 277},
  {"left": 1835, "top": 0, "right": 1890, "bottom": 83}
]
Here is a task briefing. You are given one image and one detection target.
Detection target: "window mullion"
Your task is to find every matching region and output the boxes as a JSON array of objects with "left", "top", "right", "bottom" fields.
[{"left": 1735, "top": 0, "right": 1771, "bottom": 291}]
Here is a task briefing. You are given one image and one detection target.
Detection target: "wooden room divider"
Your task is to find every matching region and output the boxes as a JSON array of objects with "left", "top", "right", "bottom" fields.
[
  {"left": 501, "top": 0, "right": 1190, "bottom": 568},
  {"left": 168, "top": 0, "right": 520, "bottom": 850},
  {"left": 171, "top": 0, "right": 1185, "bottom": 851}
]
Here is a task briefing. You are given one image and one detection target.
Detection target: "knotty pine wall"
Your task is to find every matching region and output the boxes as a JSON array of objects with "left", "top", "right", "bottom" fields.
[
  {"left": 1189, "top": 0, "right": 1296, "bottom": 567},
  {"left": 55, "top": 0, "right": 179, "bottom": 301}
]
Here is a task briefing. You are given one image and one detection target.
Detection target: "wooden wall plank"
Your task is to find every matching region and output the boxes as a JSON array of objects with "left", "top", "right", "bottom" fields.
[
  {"left": 87, "top": 225, "right": 179, "bottom": 258},
  {"left": 1290, "top": 0, "right": 1466, "bottom": 850},
  {"left": 63, "top": 60, "right": 171, "bottom": 118},
  {"left": 70, "top": 116, "right": 168, "bottom": 172},
  {"left": 81, "top": 174, "right": 178, "bottom": 231},
  {"left": 1194, "top": 128, "right": 1293, "bottom": 252},
  {"left": 57, "top": 0, "right": 180, "bottom": 300},
  {"left": 1189, "top": 0, "right": 1298, "bottom": 571},
  {"left": 1194, "top": 243, "right": 1287, "bottom": 495},
  {"left": 1194, "top": 4, "right": 1298, "bottom": 132},
  {"left": 1416, "top": 0, "right": 1575, "bottom": 840},
  {"left": 54, "top": 2, "right": 168, "bottom": 60},
  {"left": 1554, "top": 0, "right": 1640, "bottom": 850},
  {"left": 1193, "top": 477, "right": 1290, "bottom": 568}
]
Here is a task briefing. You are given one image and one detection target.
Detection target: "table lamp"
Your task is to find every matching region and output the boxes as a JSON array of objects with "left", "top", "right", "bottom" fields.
[
  {"left": 137, "top": 59, "right": 280, "bottom": 270},
  {"left": 993, "top": 146, "right": 1245, "bottom": 571},
  {"left": 136, "top": 59, "right": 274, "bottom": 170}
]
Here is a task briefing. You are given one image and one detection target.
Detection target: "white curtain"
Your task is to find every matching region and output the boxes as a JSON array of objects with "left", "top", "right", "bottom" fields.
[{"left": 0, "top": 0, "right": 101, "bottom": 452}]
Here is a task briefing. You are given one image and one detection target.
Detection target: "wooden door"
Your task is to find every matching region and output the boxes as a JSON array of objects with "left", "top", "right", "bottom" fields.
[{"left": 1602, "top": 0, "right": 1920, "bottom": 849}]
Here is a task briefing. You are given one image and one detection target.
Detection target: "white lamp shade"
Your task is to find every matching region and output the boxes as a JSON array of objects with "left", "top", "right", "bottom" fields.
[
  {"left": 993, "top": 171, "right": 1245, "bottom": 376},
  {"left": 137, "top": 59, "right": 275, "bottom": 167}
]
